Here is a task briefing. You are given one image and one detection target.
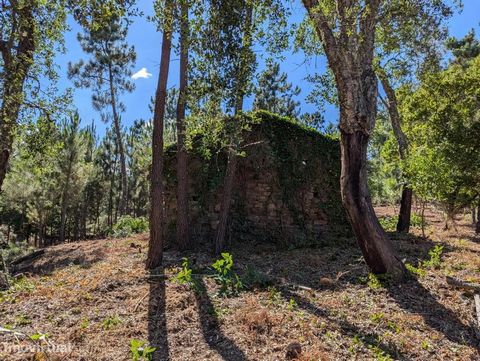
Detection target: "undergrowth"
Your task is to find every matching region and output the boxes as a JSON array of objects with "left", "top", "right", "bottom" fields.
[{"left": 110, "top": 216, "right": 148, "bottom": 238}]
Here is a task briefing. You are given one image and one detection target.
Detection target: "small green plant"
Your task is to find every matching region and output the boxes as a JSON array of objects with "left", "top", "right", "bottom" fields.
[
  {"left": 30, "top": 333, "right": 49, "bottom": 341},
  {"left": 287, "top": 298, "right": 298, "bottom": 311},
  {"left": 80, "top": 317, "right": 90, "bottom": 329},
  {"left": 15, "top": 314, "right": 31, "bottom": 326},
  {"left": 174, "top": 258, "right": 201, "bottom": 292},
  {"left": 130, "top": 339, "right": 156, "bottom": 361},
  {"left": 111, "top": 216, "right": 149, "bottom": 238},
  {"left": 451, "top": 262, "right": 467, "bottom": 271},
  {"left": 348, "top": 334, "right": 362, "bottom": 354},
  {"left": 359, "top": 273, "right": 392, "bottom": 290},
  {"left": 267, "top": 286, "right": 282, "bottom": 306},
  {"left": 410, "top": 213, "right": 425, "bottom": 228},
  {"left": 378, "top": 214, "right": 424, "bottom": 232},
  {"left": 11, "top": 275, "right": 35, "bottom": 293},
  {"left": 423, "top": 245, "right": 443, "bottom": 269},
  {"left": 369, "top": 312, "right": 385, "bottom": 324},
  {"left": 378, "top": 216, "right": 398, "bottom": 232},
  {"left": 421, "top": 339, "right": 431, "bottom": 351},
  {"left": 405, "top": 263, "right": 427, "bottom": 278},
  {"left": 369, "top": 344, "right": 393, "bottom": 361},
  {"left": 387, "top": 321, "right": 400, "bottom": 333},
  {"left": 175, "top": 258, "right": 193, "bottom": 284},
  {"left": 211, "top": 253, "right": 243, "bottom": 296},
  {"left": 102, "top": 315, "right": 123, "bottom": 330}
]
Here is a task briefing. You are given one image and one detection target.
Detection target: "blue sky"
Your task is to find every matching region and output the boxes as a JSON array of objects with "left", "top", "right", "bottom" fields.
[{"left": 54, "top": 0, "right": 480, "bottom": 136}]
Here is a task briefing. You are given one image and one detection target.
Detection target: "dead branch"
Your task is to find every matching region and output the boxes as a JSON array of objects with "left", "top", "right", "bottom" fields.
[{"left": 446, "top": 276, "right": 480, "bottom": 292}]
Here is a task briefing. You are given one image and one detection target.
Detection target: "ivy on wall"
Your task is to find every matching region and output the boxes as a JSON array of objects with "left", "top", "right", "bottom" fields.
[{"left": 163, "top": 111, "right": 350, "bottom": 247}]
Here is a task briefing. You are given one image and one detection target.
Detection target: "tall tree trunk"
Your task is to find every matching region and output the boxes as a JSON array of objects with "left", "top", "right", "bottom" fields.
[
  {"left": 338, "top": 73, "right": 405, "bottom": 278},
  {"left": 59, "top": 155, "right": 74, "bottom": 243},
  {"left": 0, "top": 4, "right": 36, "bottom": 191},
  {"left": 378, "top": 70, "right": 412, "bottom": 233},
  {"left": 176, "top": 0, "right": 190, "bottom": 250},
  {"left": 303, "top": 0, "right": 405, "bottom": 279},
  {"left": 108, "top": 64, "right": 128, "bottom": 216},
  {"left": 146, "top": 0, "right": 174, "bottom": 269},
  {"left": 397, "top": 187, "right": 413, "bottom": 232},
  {"left": 108, "top": 159, "right": 117, "bottom": 228},
  {"left": 215, "top": 148, "right": 238, "bottom": 254},
  {"left": 340, "top": 123, "right": 405, "bottom": 277},
  {"left": 214, "top": 3, "right": 253, "bottom": 254}
]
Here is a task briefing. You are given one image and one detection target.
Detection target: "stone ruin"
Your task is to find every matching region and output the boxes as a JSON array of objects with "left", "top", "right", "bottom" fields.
[{"left": 164, "top": 111, "right": 350, "bottom": 248}]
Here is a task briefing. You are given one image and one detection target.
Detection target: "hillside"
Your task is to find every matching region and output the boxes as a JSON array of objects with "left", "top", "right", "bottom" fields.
[{"left": 1, "top": 207, "right": 480, "bottom": 360}]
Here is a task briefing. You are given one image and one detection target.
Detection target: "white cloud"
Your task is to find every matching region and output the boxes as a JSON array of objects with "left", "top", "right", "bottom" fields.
[{"left": 131, "top": 67, "right": 152, "bottom": 80}]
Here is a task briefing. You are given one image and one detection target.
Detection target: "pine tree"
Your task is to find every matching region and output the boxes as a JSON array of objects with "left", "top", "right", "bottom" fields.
[
  {"left": 446, "top": 30, "right": 480, "bottom": 65},
  {"left": 253, "top": 60, "right": 300, "bottom": 117},
  {"left": 68, "top": 11, "right": 135, "bottom": 216}
]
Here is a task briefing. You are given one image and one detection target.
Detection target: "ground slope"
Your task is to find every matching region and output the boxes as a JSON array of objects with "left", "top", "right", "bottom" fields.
[{"left": 1, "top": 207, "right": 480, "bottom": 360}]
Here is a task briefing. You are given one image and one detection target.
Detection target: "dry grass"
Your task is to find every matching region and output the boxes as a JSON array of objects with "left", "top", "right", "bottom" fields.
[{"left": 1, "top": 206, "right": 480, "bottom": 360}]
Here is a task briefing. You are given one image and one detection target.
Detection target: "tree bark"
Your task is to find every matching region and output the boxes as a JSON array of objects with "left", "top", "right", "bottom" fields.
[
  {"left": 378, "top": 70, "right": 412, "bottom": 233},
  {"left": 0, "top": 3, "right": 36, "bottom": 191},
  {"left": 215, "top": 148, "right": 238, "bottom": 254},
  {"left": 146, "top": 0, "right": 174, "bottom": 269},
  {"left": 176, "top": 0, "right": 190, "bottom": 251},
  {"left": 397, "top": 185, "right": 413, "bottom": 233},
  {"left": 303, "top": 0, "right": 406, "bottom": 279},
  {"left": 214, "top": 3, "right": 253, "bottom": 254},
  {"left": 340, "top": 124, "right": 405, "bottom": 277}
]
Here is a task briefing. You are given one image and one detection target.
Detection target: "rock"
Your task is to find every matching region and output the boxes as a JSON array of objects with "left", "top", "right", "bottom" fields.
[
  {"left": 285, "top": 342, "right": 302, "bottom": 360},
  {"left": 319, "top": 277, "right": 335, "bottom": 287}
]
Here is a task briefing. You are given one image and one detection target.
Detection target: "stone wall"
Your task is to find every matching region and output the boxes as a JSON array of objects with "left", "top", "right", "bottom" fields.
[{"left": 164, "top": 112, "right": 350, "bottom": 248}]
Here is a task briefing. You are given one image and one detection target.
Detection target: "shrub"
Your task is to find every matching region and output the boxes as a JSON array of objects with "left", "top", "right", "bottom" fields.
[
  {"left": 405, "top": 263, "right": 427, "bottom": 278},
  {"left": 378, "top": 213, "right": 426, "bottom": 232},
  {"left": 1, "top": 240, "right": 35, "bottom": 264},
  {"left": 242, "top": 265, "right": 272, "bottom": 290},
  {"left": 410, "top": 213, "right": 426, "bottom": 228},
  {"left": 102, "top": 315, "right": 123, "bottom": 330},
  {"left": 359, "top": 273, "right": 392, "bottom": 289},
  {"left": 211, "top": 253, "right": 243, "bottom": 297},
  {"left": 423, "top": 245, "right": 443, "bottom": 269},
  {"left": 378, "top": 216, "right": 397, "bottom": 232},
  {"left": 111, "top": 216, "right": 148, "bottom": 238}
]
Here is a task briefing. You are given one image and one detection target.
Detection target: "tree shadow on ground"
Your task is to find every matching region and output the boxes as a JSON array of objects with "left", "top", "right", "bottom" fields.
[
  {"left": 194, "top": 278, "right": 248, "bottom": 361},
  {"left": 390, "top": 233, "right": 448, "bottom": 264},
  {"left": 387, "top": 278, "right": 479, "bottom": 350},
  {"left": 148, "top": 271, "right": 169, "bottom": 361},
  {"left": 279, "top": 286, "right": 411, "bottom": 360},
  {"left": 11, "top": 247, "right": 105, "bottom": 275},
  {"left": 237, "top": 231, "right": 479, "bottom": 355},
  {"left": 389, "top": 232, "right": 478, "bottom": 349}
]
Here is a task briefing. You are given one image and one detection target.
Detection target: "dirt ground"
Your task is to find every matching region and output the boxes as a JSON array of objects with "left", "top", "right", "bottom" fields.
[{"left": 1, "top": 205, "right": 480, "bottom": 360}]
